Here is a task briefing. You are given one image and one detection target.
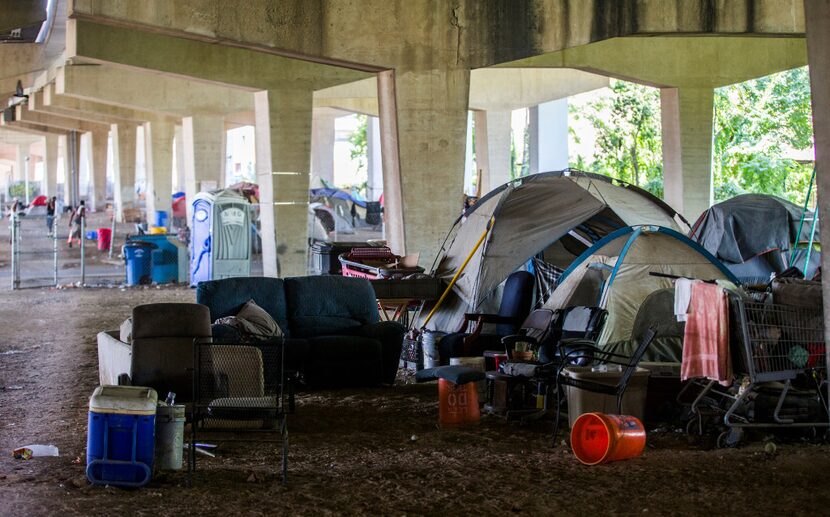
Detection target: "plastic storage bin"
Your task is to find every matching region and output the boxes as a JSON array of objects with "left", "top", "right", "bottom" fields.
[
  {"left": 310, "top": 241, "right": 367, "bottom": 275},
  {"left": 562, "top": 366, "right": 650, "bottom": 428},
  {"left": 86, "top": 386, "right": 158, "bottom": 487}
]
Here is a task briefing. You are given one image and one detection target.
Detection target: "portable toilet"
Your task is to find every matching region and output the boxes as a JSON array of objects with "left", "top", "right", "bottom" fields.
[{"left": 190, "top": 189, "right": 251, "bottom": 286}]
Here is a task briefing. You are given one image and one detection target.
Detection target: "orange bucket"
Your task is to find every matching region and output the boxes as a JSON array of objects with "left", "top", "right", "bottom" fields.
[
  {"left": 438, "top": 378, "right": 480, "bottom": 427},
  {"left": 570, "top": 412, "right": 646, "bottom": 465}
]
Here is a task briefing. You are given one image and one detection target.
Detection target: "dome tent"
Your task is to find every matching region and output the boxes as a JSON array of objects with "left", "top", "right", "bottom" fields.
[
  {"left": 423, "top": 170, "right": 689, "bottom": 332},
  {"left": 543, "top": 225, "right": 738, "bottom": 362}
]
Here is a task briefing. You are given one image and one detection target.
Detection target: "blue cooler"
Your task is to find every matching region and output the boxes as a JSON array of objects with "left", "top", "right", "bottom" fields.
[
  {"left": 86, "top": 386, "right": 158, "bottom": 488},
  {"left": 123, "top": 241, "right": 156, "bottom": 285}
]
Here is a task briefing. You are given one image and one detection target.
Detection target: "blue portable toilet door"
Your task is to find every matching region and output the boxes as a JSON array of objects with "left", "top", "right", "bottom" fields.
[
  {"left": 190, "top": 199, "right": 213, "bottom": 286},
  {"left": 213, "top": 200, "right": 251, "bottom": 279}
]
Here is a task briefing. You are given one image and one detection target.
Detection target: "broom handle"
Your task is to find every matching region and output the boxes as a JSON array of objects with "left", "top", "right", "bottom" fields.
[{"left": 422, "top": 216, "right": 494, "bottom": 328}]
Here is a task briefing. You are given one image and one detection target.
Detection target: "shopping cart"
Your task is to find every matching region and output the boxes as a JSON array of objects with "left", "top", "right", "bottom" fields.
[
  {"left": 682, "top": 291, "right": 828, "bottom": 447},
  {"left": 721, "top": 293, "right": 828, "bottom": 445}
]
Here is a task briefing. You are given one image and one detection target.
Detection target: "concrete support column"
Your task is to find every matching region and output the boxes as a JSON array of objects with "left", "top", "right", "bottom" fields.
[
  {"left": 88, "top": 129, "right": 109, "bottom": 211},
  {"left": 366, "top": 116, "right": 383, "bottom": 202},
  {"left": 110, "top": 123, "right": 137, "bottom": 221},
  {"left": 379, "top": 68, "right": 470, "bottom": 262},
  {"left": 310, "top": 109, "right": 337, "bottom": 188},
  {"left": 182, "top": 116, "right": 226, "bottom": 222},
  {"left": 43, "top": 134, "right": 59, "bottom": 198},
  {"left": 804, "top": 0, "right": 830, "bottom": 362},
  {"left": 14, "top": 144, "right": 29, "bottom": 182},
  {"left": 65, "top": 131, "right": 81, "bottom": 207},
  {"left": 474, "top": 109, "right": 512, "bottom": 195},
  {"left": 530, "top": 99, "right": 570, "bottom": 173},
  {"left": 660, "top": 87, "right": 715, "bottom": 221},
  {"left": 144, "top": 121, "right": 175, "bottom": 224},
  {"left": 174, "top": 124, "right": 185, "bottom": 193},
  {"left": 254, "top": 88, "right": 313, "bottom": 278}
]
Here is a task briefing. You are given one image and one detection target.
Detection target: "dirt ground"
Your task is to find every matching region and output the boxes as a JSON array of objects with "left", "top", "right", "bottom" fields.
[{"left": 0, "top": 287, "right": 829, "bottom": 516}]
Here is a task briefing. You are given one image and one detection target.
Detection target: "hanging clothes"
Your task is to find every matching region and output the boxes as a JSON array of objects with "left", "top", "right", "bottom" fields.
[
  {"left": 673, "top": 278, "right": 696, "bottom": 322},
  {"left": 681, "top": 282, "right": 732, "bottom": 386}
]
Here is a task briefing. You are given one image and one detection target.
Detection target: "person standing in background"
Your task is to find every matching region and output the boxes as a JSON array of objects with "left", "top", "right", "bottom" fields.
[
  {"left": 46, "top": 196, "right": 56, "bottom": 236},
  {"left": 67, "top": 200, "right": 86, "bottom": 248}
]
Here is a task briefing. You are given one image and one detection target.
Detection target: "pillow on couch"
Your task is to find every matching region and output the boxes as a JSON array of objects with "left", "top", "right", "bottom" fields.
[{"left": 216, "top": 299, "right": 284, "bottom": 341}]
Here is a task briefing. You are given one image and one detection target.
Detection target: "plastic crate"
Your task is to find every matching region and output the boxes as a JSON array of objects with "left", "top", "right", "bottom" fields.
[{"left": 563, "top": 367, "right": 650, "bottom": 428}]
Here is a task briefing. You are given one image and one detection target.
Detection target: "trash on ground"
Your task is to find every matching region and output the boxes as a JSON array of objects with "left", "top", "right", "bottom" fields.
[{"left": 13, "top": 444, "right": 59, "bottom": 459}]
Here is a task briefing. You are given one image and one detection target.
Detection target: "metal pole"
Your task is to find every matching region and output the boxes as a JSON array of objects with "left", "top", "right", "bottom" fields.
[
  {"left": 80, "top": 212, "right": 85, "bottom": 286},
  {"left": 10, "top": 213, "right": 17, "bottom": 290},
  {"left": 108, "top": 202, "right": 116, "bottom": 259},
  {"left": 53, "top": 211, "right": 58, "bottom": 287}
]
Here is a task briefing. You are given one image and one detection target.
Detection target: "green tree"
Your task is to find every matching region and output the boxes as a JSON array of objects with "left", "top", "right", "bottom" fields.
[
  {"left": 713, "top": 66, "right": 814, "bottom": 205},
  {"left": 571, "top": 80, "right": 664, "bottom": 197},
  {"left": 347, "top": 114, "right": 369, "bottom": 197}
]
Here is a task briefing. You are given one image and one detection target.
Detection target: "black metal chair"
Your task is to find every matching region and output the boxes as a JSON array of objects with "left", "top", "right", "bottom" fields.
[
  {"left": 189, "top": 337, "right": 288, "bottom": 485},
  {"left": 550, "top": 325, "right": 658, "bottom": 445}
]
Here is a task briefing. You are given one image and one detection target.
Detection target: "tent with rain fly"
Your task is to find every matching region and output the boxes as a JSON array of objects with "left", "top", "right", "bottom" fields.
[
  {"left": 543, "top": 225, "right": 738, "bottom": 362},
  {"left": 422, "top": 171, "right": 690, "bottom": 332},
  {"left": 689, "top": 194, "right": 820, "bottom": 282}
]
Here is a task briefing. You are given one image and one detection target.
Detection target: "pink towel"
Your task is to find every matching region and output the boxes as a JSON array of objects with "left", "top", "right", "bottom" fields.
[{"left": 681, "top": 282, "right": 732, "bottom": 386}]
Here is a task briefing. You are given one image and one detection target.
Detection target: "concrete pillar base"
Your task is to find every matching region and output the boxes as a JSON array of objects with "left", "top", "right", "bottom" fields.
[
  {"left": 474, "top": 109, "right": 512, "bottom": 195},
  {"left": 144, "top": 121, "right": 175, "bottom": 223}
]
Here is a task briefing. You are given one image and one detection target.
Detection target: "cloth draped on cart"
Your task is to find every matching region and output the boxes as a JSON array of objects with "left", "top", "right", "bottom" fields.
[{"left": 681, "top": 282, "right": 732, "bottom": 386}]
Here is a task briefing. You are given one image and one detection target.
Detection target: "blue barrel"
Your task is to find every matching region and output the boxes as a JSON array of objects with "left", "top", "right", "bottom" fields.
[
  {"left": 123, "top": 241, "right": 156, "bottom": 285},
  {"left": 155, "top": 210, "right": 169, "bottom": 228}
]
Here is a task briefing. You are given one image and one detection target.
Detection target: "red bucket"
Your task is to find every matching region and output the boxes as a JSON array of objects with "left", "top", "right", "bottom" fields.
[{"left": 570, "top": 413, "right": 646, "bottom": 465}]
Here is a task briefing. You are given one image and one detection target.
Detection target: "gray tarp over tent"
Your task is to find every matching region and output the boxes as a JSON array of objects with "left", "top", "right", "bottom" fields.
[
  {"left": 689, "top": 194, "right": 820, "bottom": 281},
  {"left": 543, "top": 225, "right": 738, "bottom": 362},
  {"left": 422, "top": 171, "right": 689, "bottom": 332}
]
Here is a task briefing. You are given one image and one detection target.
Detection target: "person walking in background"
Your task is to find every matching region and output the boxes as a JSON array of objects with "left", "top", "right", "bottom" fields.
[
  {"left": 67, "top": 200, "right": 86, "bottom": 248},
  {"left": 46, "top": 196, "right": 56, "bottom": 236}
]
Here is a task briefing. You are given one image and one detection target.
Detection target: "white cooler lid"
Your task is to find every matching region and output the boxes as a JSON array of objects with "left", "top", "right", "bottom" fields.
[{"left": 89, "top": 385, "right": 158, "bottom": 415}]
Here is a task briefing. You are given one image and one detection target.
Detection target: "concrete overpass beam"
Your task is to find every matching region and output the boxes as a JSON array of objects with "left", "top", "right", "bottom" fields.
[
  {"left": 182, "top": 116, "right": 226, "bottom": 222},
  {"left": 144, "top": 121, "right": 175, "bottom": 225},
  {"left": 255, "top": 88, "right": 313, "bottom": 278},
  {"left": 660, "top": 87, "right": 715, "bottom": 222},
  {"left": 474, "top": 109, "right": 512, "bottom": 195},
  {"left": 110, "top": 123, "right": 137, "bottom": 221}
]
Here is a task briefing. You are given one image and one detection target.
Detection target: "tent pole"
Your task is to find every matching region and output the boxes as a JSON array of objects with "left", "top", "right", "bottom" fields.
[{"left": 422, "top": 216, "right": 494, "bottom": 329}]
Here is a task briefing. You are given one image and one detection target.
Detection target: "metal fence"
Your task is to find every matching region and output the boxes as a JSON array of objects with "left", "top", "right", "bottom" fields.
[{"left": 7, "top": 211, "right": 125, "bottom": 289}]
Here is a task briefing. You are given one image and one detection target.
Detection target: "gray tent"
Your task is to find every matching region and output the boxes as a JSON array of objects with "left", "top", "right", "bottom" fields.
[
  {"left": 423, "top": 171, "right": 689, "bottom": 332},
  {"left": 690, "top": 194, "right": 820, "bottom": 282}
]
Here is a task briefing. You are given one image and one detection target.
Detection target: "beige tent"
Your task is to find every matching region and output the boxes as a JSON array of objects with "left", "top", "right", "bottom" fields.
[
  {"left": 543, "top": 225, "right": 738, "bottom": 361},
  {"left": 423, "top": 171, "right": 689, "bottom": 332}
]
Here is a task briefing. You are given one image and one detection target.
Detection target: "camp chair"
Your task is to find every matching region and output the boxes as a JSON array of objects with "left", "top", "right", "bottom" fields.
[
  {"left": 438, "top": 271, "right": 534, "bottom": 362},
  {"left": 550, "top": 325, "right": 658, "bottom": 445}
]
